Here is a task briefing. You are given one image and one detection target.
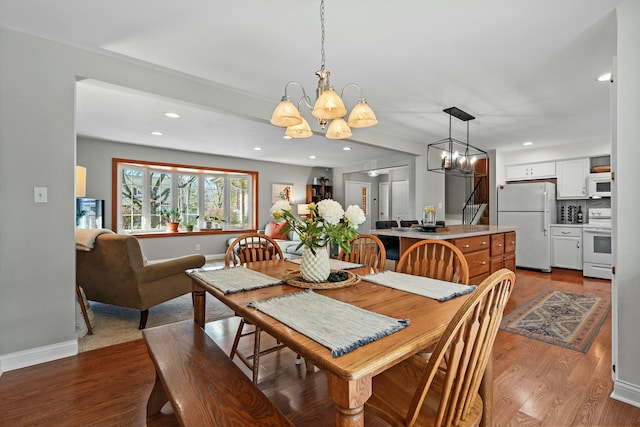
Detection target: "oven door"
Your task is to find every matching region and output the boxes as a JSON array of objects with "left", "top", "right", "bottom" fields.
[{"left": 582, "top": 227, "right": 612, "bottom": 265}]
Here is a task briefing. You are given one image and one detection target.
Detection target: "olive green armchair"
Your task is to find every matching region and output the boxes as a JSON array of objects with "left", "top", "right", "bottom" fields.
[{"left": 76, "top": 233, "right": 205, "bottom": 329}]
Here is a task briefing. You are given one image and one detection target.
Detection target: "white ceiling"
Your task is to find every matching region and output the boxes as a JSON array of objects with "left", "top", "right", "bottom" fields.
[{"left": 0, "top": 0, "right": 620, "bottom": 168}]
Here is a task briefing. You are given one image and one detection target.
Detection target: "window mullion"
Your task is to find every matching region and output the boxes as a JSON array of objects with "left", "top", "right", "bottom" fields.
[
  {"left": 143, "top": 170, "right": 150, "bottom": 230},
  {"left": 199, "top": 175, "right": 205, "bottom": 227}
]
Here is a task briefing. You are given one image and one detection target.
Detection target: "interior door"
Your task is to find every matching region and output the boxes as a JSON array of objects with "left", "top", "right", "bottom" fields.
[
  {"left": 345, "top": 181, "right": 371, "bottom": 232},
  {"left": 378, "top": 182, "right": 389, "bottom": 221},
  {"left": 391, "top": 180, "right": 410, "bottom": 222}
]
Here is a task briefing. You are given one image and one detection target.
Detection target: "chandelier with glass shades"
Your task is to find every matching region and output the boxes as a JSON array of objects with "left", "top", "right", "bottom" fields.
[
  {"left": 270, "top": 0, "right": 378, "bottom": 140},
  {"left": 427, "top": 107, "right": 487, "bottom": 177}
]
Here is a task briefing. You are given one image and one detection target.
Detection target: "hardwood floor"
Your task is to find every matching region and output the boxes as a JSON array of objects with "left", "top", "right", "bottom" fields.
[{"left": 1, "top": 269, "right": 640, "bottom": 426}]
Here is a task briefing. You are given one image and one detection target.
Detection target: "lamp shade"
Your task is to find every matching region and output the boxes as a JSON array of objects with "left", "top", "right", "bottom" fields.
[
  {"left": 347, "top": 101, "right": 378, "bottom": 128},
  {"left": 270, "top": 98, "right": 303, "bottom": 127},
  {"left": 312, "top": 88, "right": 347, "bottom": 120},
  {"left": 297, "top": 203, "right": 310, "bottom": 216},
  {"left": 325, "top": 118, "right": 352, "bottom": 139},
  {"left": 285, "top": 117, "right": 313, "bottom": 138},
  {"left": 76, "top": 165, "right": 86, "bottom": 197}
]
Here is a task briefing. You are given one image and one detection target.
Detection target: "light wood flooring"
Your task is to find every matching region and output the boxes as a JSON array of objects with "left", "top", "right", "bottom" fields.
[{"left": 1, "top": 268, "right": 640, "bottom": 426}]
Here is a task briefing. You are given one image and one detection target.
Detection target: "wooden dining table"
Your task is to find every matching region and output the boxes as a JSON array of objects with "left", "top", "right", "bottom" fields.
[{"left": 189, "top": 260, "right": 492, "bottom": 427}]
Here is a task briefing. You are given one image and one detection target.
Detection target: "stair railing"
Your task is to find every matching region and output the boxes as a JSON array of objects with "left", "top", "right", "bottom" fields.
[{"left": 462, "top": 176, "right": 488, "bottom": 225}]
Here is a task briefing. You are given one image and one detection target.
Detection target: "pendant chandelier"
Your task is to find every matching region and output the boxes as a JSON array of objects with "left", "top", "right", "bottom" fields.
[
  {"left": 427, "top": 107, "right": 487, "bottom": 177},
  {"left": 270, "top": 0, "right": 378, "bottom": 140}
]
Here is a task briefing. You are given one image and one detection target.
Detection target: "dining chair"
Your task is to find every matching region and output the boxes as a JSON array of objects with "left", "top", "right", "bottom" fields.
[
  {"left": 226, "top": 233, "right": 286, "bottom": 383},
  {"left": 365, "top": 268, "right": 515, "bottom": 427},
  {"left": 375, "top": 220, "right": 400, "bottom": 261},
  {"left": 225, "top": 233, "right": 284, "bottom": 266},
  {"left": 396, "top": 239, "right": 470, "bottom": 284},
  {"left": 336, "top": 233, "right": 387, "bottom": 269},
  {"left": 400, "top": 219, "right": 419, "bottom": 228}
]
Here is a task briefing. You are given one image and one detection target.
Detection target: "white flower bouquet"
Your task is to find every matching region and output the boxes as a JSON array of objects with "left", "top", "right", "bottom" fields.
[{"left": 270, "top": 199, "right": 366, "bottom": 254}]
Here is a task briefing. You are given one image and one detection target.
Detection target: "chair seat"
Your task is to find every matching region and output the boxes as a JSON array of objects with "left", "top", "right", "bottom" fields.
[{"left": 368, "top": 355, "right": 483, "bottom": 426}]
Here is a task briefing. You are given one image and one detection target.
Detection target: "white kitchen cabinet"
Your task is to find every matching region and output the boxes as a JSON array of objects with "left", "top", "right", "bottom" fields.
[
  {"left": 506, "top": 162, "right": 556, "bottom": 181},
  {"left": 556, "top": 158, "right": 589, "bottom": 199},
  {"left": 551, "top": 225, "right": 582, "bottom": 269}
]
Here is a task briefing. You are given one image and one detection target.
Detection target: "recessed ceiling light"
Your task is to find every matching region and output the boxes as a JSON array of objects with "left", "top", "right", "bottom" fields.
[
  {"left": 343, "top": 146, "right": 352, "bottom": 151},
  {"left": 309, "top": 155, "right": 316, "bottom": 159},
  {"left": 597, "top": 73, "right": 611, "bottom": 82},
  {"left": 254, "top": 147, "right": 262, "bottom": 151},
  {"left": 164, "top": 112, "right": 180, "bottom": 119},
  {"left": 150, "top": 131, "right": 163, "bottom": 136},
  {"left": 523, "top": 141, "right": 533, "bottom": 146},
  {"left": 368, "top": 170, "right": 379, "bottom": 177}
]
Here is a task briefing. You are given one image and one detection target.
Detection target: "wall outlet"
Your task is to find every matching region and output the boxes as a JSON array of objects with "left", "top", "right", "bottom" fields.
[
  {"left": 34, "top": 187, "right": 47, "bottom": 203},
  {"left": 195, "top": 244, "right": 201, "bottom": 251}
]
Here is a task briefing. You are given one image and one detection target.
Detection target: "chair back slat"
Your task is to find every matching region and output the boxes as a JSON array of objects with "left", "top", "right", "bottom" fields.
[
  {"left": 337, "top": 234, "right": 386, "bottom": 269},
  {"left": 396, "top": 240, "right": 470, "bottom": 284},
  {"left": 225, "top": 233, "right": 284, "bottom": 266}
]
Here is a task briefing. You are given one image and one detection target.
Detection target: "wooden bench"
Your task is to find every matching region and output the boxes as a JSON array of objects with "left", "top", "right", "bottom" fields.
[{"left": 143, "top": 319, "right": 293, "bottom": 427}]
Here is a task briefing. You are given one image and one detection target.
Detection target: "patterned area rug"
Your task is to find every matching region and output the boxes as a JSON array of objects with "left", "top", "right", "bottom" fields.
[{"left": 500, "top": 289, "right": 610, "bottom": 352}]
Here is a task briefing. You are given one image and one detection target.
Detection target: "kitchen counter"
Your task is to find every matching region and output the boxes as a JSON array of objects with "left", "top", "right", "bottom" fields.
[
  {"left": 371, "top": 224, "right": 517, "bottom": 240},
  {"left": 551, "top": 223, "right": 584, "bottom": 228},
  {"left": 371, "top": 225, "right": 518, "bottom": 284}
]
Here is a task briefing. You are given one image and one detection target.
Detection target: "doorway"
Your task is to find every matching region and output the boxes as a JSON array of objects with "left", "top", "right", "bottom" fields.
[
  {"left": 378, "top": 182, "right": 389, "bottom": 221},
  {"left": 345, "top": 181, "right": 372, "bottom": 232}
]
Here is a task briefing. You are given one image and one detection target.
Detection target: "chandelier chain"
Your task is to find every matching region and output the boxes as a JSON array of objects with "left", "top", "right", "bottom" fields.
[{"left": 319, "top": 0, "right": 325, "bottom": 71}]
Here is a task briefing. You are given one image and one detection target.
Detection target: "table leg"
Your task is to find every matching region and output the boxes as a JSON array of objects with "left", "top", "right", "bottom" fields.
[
  {"left": 480, "top": 349, "right": 493, "bottom": 427},
  {"left": 326, "top": 373, "right": 372, "bottom": 427},
  {"left": 192, "top": 280, "right": 206, "bottom": 328}
]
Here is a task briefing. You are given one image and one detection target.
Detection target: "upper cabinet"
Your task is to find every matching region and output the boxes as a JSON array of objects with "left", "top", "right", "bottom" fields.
[
  {"left": 556, "top": 158, "right": 589, "bottom": 199},
  {"left": 505, "top": 162, "right": 556, "bottom": 181}
]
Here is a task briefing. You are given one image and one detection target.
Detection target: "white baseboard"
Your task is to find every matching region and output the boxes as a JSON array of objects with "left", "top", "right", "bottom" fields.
[
  {"left": 611, "top": 379, "right": 640, "bottom": 409},
  {"left": 0, "top": 340, "right": 78, "bottom": 375}
]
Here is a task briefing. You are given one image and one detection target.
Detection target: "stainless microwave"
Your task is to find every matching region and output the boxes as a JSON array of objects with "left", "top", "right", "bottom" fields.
[{"left": 587, "top": 172, "right": 611, "bottom": 198}]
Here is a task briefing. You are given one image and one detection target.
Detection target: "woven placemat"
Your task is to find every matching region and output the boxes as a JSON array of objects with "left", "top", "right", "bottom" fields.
[{"left": 283, "top": 269, "right": 360, "bottom": 290}]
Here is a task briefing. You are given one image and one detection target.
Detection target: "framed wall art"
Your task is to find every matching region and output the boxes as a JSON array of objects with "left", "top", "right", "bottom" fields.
[{"left": 272, "top": 183, "right": 294, "bottom": 203}]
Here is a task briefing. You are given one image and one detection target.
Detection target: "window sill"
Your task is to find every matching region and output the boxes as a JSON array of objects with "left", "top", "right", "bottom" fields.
[{"left": 127, "top": 229, "right": 256, "bottom": 238}]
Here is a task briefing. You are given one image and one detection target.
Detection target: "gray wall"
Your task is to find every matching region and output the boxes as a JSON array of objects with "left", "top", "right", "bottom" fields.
[
  {"left": 78, "top": 137, "right": 326, "bottom": 260},
  {"left": 1, "top": 29, "right": 79, "bottom": 362}
]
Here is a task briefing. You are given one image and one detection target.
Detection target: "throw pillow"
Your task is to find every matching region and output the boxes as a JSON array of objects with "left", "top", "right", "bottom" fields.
[{"left": 266, "top": 221, "right": 289, "bottom": 240}]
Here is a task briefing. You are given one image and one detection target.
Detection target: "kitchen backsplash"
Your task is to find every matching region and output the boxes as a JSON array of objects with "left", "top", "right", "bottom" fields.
[{"left": 556, "top": 198, "right": 610, "bottom": 224}]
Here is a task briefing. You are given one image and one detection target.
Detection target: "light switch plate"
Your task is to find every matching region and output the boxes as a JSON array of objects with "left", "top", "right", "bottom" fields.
[{"left": 34, "top": 187, "right": 48, "bottom": 203}]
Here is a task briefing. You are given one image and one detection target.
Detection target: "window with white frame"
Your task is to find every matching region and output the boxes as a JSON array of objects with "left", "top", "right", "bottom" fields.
[{"left": 114, "top": 159, "right": 256, "bottom": 234}]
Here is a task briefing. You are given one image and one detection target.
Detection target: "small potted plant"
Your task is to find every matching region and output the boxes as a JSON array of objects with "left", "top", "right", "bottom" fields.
[
  {"left": 184, "top": 215, "right": 199, "bottom": 232},
  {"left": 207, "top": 215, "right": 225, "bottom": 230},
  {"left": 162, "top": 208, "right": 182, "bottom": 232}
]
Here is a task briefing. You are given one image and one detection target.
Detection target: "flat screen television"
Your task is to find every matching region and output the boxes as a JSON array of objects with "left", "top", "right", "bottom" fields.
[{"left": 76, "top": 198, "right": 105, "bottom": 229}]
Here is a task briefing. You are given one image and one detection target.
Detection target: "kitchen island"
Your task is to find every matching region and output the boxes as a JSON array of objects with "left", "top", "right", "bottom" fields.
[{"left": 372, "top": 225, "right": 517, "bottom": 284}]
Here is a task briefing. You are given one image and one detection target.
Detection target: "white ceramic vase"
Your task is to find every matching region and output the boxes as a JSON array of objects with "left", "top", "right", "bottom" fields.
[{"left": 300, "top": 246, "right": 330, "bottom": 283}]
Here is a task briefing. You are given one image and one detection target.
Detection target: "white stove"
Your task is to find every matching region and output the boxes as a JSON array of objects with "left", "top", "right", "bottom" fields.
[{"left": 583, "top": 208, "right": 612, "bottom": 279}]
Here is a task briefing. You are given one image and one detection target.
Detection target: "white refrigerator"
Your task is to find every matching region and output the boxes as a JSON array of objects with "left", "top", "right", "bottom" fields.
[{"left": 497, "top": 182, "right": 557, "bottom": 272}]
